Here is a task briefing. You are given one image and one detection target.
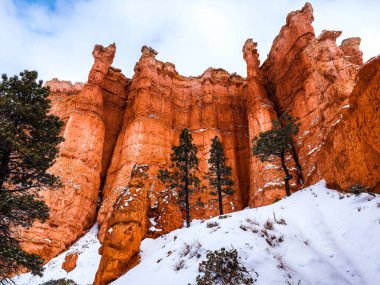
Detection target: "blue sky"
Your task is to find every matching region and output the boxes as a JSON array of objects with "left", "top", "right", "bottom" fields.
[
  {"left": 1, "top": 0, "right": 379, "bottom": 82},
  {"left": 15, "top": 0, "right": 57, "bottom": 10}
]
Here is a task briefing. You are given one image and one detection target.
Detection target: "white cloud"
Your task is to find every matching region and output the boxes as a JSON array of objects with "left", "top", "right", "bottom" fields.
[{"left": 0, "top": 0, "right": 379, "bottom": 82}]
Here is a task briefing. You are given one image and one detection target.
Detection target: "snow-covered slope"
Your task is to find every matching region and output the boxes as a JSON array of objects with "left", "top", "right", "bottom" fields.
[
  {"left": 14, "top": 181, "right": 380, "bottom": 285},
  {"left": 13, "top": 225, "right": 101, "bottom": 285}
]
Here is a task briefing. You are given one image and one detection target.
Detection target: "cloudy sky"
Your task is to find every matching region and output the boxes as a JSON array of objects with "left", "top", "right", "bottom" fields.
[{"left": 1, "top": 0, "right": 379, "bottom": 82}]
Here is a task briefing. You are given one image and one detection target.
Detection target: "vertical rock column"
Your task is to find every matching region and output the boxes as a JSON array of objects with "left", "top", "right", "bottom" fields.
[
  {"left": 19, "top": 44, "right": 115, "bottom": 261},
  {"left": 261, "top": 2, "right": 363, "bottom": 187},
  {"left": 318, "top": 56, "right": 380, "bottom": 193},
  {"left": 94, "top": 165, "right": 150, "bottom": 285},
  {"left": 243, "top": 39, "right": 293, "bottom": 207}
]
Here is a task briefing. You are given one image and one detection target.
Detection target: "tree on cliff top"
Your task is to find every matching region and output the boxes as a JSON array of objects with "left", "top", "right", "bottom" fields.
[
  {"left": 0, "top": 70, "right": 64, "bottom": 282},
  {"left": 252, "top": 114, "right": 299, "bottom": 197},
  {"left": 158, "top": 128, "right": 201, "bottom": 228},
  {"left": 205, "top": 136, "right": 234, "bottom": 215}
]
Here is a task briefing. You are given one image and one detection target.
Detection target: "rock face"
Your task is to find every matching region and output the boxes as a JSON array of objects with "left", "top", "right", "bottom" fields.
[
  {"left": 19, "top": 44, "right": 129, "bottom": 261},
  {"left": 17, "top": 2, "right": 379, "bottom": 284},
  {"left": 261, "top": 2, "right": 370, "bottom": 200},
  {"left": 243, "top": 39, "right": 299, "bottom": 207},
  {"left": 96, "top": 46, "right": 251, "bottom": 242},
  {"left": 318, "top": 56, "right": 380, "bottom": 193},
  {"left": 94, "top": 165, "right": 150, "bottom": 285}
]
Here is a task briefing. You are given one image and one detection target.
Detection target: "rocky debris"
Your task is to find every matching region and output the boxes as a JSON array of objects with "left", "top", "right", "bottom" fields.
[{"left": 62, "top": 252, "right": 79, "bottom": 273}]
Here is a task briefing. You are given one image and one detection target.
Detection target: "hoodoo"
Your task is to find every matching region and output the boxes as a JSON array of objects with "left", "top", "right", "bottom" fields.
[{"left": 14, "top": 2, "right": 379, "bottom": 285}]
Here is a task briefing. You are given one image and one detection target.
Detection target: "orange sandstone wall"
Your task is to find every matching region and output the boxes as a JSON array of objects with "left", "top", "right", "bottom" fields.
[
  {"left": 19, "top": 44, "right": 129, "bottom": 261},
  {"left": 97, "top": 46, "right": 251, "bottom": 242},
  {"left": 261, "top": 3, "right": 363, "bottom": 190},
  {"left": 243, "top": 39, "right": 299, "bottom": 207},
  {"left": 17, "top": 3, "right": 379, "bottom": 281},
  {"left": 317, "top": 56, "right": 380, "bottom": 193}
]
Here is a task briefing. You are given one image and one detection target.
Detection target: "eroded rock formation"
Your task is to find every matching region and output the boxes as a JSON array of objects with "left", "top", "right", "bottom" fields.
[
  {"left": 19, "top": 44, "right": 129, "bottom": 261},
  {"left": 62, "top": 252, "right": 79, "bottom": 273},
  {"left": 94, "top": 165, "right": 150, "bottom": 285},
  {"left": 261, "top": 2, "right": 369, "bottom": 198},
  {"left": 318, "top": 56, "right": 380, "bottom": 192},
  {"left": 243, "top": 39, "right": 299, "bottom": 207},
  {"left": 16, "top": 2, "right": 379, "bottom": 284},
  {"left": 96, "top": 46, "right": 251, "bottom": 243}
]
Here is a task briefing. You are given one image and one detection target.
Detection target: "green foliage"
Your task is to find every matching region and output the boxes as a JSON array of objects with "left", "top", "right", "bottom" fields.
[
  {"left": 206, "top": 136, "right": 234, "bottom": 215},
  {"left": 195, "top": 248, "right": 256, "bottom": 285},
  {"left": 0, "top": 70, "right": 64, "bottom": 281},
  {"left": 157, "top": 128, "right": 201, "bottom": 227},
  {"left": 252, "top": 114, "right": 299, "bottom": 197},
  {"left": 40, "top": 279, "right": 78, "bottom": 285},
  {"left": 348, "top": 183, "right": 369, "bottom": 195},
  {"left": 252, "top": 114, "right": 299, "bottom": 162}
]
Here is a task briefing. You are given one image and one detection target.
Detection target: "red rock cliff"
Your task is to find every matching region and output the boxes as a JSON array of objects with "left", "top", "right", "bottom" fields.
[
  {"left": 261, "top": 2, "right": 367, "bottom": 195},
  {"left": 16, "top": 2, "right": 379, "bottom": 283},
  {"left": 97, "top": 46, "right": 251, "bottom": 242},
  {"left": 243, "top": 39, "right": 300, "bottom": 207},
  {"left": 19, "top": 44, "right": 129, "bottom": 261}
]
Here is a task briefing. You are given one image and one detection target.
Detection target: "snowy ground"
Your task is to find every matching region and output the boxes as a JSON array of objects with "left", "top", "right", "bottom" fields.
[
  {"left": 13, "top": 224, "right": 101, "bottom": 285},
  {"left": 14, "top": 181, "right": 380, "bottom": 285}
]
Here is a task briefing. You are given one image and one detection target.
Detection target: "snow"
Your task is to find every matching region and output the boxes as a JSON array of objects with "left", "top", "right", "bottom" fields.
[
  {"left": 306, "top": 146, "right": 321, "bottom": 156},
  {"left": 113, "top": 181, "right": 380, "bottom": 285},
  {"left": 148, "top": 114, "right": 159, "bottom": 119},
  {"left": 264, "top": 164, "right": 279, "bottom": 170},
  {"left": 13, "top": 224, "right": 101, "bottom": 285},
  {"left": 13, "top": 181, "right": 380, "bottom": 285}
]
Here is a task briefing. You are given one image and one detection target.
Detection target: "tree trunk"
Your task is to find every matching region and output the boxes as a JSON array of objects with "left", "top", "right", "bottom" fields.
[
  {"left": 0, "top": 151, "right": 11, "bottom": 191},
  {"left": 280, "top": 151, "right": 292, "bottom": 197},
  {"left": 217, "top": 168, "right": 223, "bottom": 215},
  {"left": 185, "top": 169, "right": 190, "bottom": 228}
]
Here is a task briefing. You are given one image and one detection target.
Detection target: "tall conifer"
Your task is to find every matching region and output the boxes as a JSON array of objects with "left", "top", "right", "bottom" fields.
[
  {"left": 0, "top": 70, "right": 64, "bottom": 281},
  {"left": 206, "top": 136, "right": 234, "bottom": 215},
  {"left": 158, "top": 128, "right": 200, "bottom": 228}
]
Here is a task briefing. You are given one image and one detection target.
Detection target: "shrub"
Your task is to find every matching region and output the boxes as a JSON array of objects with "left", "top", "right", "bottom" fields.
[
  {"left": 206, "top": 221, "right": 219, "bottom": 228},
  {"left": 264, "top": 220, "right": 274, "bottom": 230},
  {"left": 40, "top": 279, "right": 78, "bottom": 285},
  {"left": 195, "top": 248, "right": 256, "bottom": 285},
  {"left": 349, "top": 183, "right": 368, "bottom": 195},
  {"left": 218, "top": 215, "right": 231, "bottom": 219}
]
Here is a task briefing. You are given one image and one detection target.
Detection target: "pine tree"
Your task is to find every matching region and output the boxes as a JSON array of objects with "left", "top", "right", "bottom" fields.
[
  {"left": 252, "top": 114, "right": 299, "bottom": 197},
  {"left": 206, "top": 136, "right": 234, "bottom": 215},
  {"left": 0, "top": 70, "right": 64, "bottom": 282},
  {"left": 158, "top": 128, "right": 200, "bottom": 228}
]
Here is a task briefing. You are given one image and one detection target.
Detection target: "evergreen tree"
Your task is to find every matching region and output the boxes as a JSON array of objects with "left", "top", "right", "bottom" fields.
[
  {"left": 206, "top": 136, "right": 234, "bottom": 215},
  {"left": 158, "top": 128, "right": 200, "bottom": 228},
  {"left": 0, "top": 70, "right": 64, "bottom": 282},
  {"left": 252, "top": 114, "right": 299, "bottom": 197}
]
